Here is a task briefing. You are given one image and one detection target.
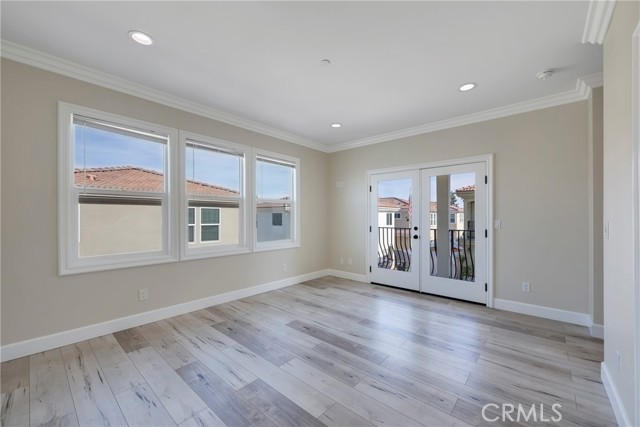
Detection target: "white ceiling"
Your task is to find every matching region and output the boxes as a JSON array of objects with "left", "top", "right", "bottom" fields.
[{"left": 1, "top": 1, "right": 602, "bottom": 151}]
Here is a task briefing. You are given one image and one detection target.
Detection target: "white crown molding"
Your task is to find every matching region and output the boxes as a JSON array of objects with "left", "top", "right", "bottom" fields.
[
  {"left": 328, "top": 78, "right": 595, "bottom": 153},
  {"left": 581, "top": 72, "right": 604, "bottom": 88},
  {"left": 0, "top": 40, "right": 329, "bottom": 153},
  {"left": 582, "top": 0, "right": 616, "bottom": 44},
  {"left": 2, "top": 40, "right": 601, "bottom": 156}
]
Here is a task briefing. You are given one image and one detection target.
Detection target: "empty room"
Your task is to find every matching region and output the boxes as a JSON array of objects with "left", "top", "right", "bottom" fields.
[{"left": 1, "top": 1, "right": 639, "bottom": 426}]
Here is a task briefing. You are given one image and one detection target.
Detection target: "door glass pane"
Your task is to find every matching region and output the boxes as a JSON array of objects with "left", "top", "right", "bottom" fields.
[
  {"left": 377, "top": 178, "right": 412, "bottom": 272},
  {"left": 429, "top": 173, "right": 475, "bottom": 281}
]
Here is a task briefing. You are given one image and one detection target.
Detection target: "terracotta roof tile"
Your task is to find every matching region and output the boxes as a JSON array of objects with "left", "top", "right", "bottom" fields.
[
  {"left": 378, "top": 197, "right": 409, "bottom": 209},
  {"left": 455, "top": 185, "right": 475, "bottom": 192},
  {"left": 74, "top": 166, "right": 238, "bottom": 197}
]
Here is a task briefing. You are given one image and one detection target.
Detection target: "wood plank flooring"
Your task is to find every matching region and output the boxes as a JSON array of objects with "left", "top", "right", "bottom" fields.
[{"left": 1, "top": 276, "right": 616, "bottom": 427}]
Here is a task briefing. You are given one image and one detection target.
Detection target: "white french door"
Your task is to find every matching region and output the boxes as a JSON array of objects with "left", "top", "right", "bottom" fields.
[
  {"left": 369, "top": 161, "right": 488, "bottom": 304},
  {"left": 420, "top": 163, "right": 487, "bottom": 303},
  {"left": 369, "top": 170, "right": 420, "bottom": 291}
]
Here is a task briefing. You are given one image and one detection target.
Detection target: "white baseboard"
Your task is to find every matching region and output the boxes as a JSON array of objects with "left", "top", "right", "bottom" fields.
[
  {"left": 493, "top": 298, "right": 592, "bottom": 326},
  {"left": 589, "top": 323, "right": 604, "bottom": 339},
  {"left": 327, "top": 269, "right": 368, "bottom": 283},
  {"left": 601, "top": 362, "right": 633, "bottom": 427},
  {"left": 0, "top": 269, "right": 329, "bottom": 362}
]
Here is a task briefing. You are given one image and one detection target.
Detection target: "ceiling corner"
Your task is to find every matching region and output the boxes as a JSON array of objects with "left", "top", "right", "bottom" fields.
[{"left": 582, "top": 0, "right": 617, "bottom": 44}]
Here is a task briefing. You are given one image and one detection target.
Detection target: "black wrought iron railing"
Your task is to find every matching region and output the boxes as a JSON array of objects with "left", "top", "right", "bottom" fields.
[
  {"left": 377, "top": 227, "right": 475, "bottom": 281},
  {"left": 430, "top": 229, "right": 475, "bottom": 281},
  {"left": 377, "top": 227, "right": 412, "bottom": 271}
]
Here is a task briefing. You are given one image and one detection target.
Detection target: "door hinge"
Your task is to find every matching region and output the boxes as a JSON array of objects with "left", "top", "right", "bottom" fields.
[
  {"left": 369, "top": 266, "right": 372, "bottom": 273},
  {"left": 485, "top": 175, "right": 487, "bottom": 184},
  {"left": 369, "top": 185, "right": 372, "bottom": 192},
  {"left": 369, "top": 226, "right": 372, "bottom": 232},
  {"left": 485, "top": 283, "right": 488, "bottom": 292},
  {"left": 485, "top": 229, "right": 488, "bottom": 238}
]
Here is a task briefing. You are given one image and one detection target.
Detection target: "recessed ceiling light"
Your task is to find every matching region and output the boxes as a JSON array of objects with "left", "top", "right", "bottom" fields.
[
  {"left": 459, "top": 83, "right": 476, "bottom": 92},
  {"left": 330, "top": 123, "right": 342, "bottom": 128},
  {"left": 536, "top": 69, "right": 555, "bottom": 80},
  {"left": 128, "top": 30, "right": 154, "bottom": 46}
]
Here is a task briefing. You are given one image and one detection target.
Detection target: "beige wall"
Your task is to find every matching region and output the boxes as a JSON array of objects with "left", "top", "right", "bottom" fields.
[
  {"left": 590, "top": 87, "right": 604, "bottom": 326},
  {"left": 329, "top": 101, "right": 593, "bottom": 314},
  {"left": 0, "top": 59, "right": 329, "bottom": 346},
  {"left": 603, "top": 1, "right": 639, "bottom": 422}
]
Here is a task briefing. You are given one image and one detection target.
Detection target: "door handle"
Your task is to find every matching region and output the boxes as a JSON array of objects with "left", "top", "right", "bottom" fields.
[{"left": 413, "top": 235, "right": 419, "bottom": 239}]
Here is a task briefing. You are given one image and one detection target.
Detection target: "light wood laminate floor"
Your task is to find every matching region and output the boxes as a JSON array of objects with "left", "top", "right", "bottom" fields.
[{"left": 1, "top": 276, "right": 616, "bottom": 427}]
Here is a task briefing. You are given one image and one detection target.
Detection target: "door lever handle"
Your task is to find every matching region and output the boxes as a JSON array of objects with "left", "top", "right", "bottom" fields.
[{"left": 413, "top": 235, "right": 419, "bottom": 239}]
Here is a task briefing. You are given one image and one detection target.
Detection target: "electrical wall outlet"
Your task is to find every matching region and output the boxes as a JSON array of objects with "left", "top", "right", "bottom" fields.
[
  {"left": 616, "top": 351, "right": 621, "bottom": 373},
  {"left": 522, "top": 282, "right": 530, "bottom": 293},
  {"left": 138, "top": 288, "right": 148, "bottom": 301},
  {"left": 348, "top": 258, "right": 353, "bottom": 265},
  {"left": 282, "top": 263, "right": 287, "bottom": 272},
  {"left": 340, "top": 257, "right": 344, "bottom": 264}
]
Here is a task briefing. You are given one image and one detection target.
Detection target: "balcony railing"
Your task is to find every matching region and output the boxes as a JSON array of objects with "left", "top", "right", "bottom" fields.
[{"left": 377, "top": 227, "right": 475, "bottom": 281}]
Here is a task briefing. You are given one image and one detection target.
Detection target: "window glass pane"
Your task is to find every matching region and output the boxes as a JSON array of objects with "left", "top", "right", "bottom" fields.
[
  {"left": 188, "top": 207, "right": 195, "bottom": 224},
  {"left": 73, "top": 115, "right": 166, "bottom": 260},
  {"left": 74, "top": 121, "right": 165, "bottom": 192},
  {"left": 256, "top": 157, "right": 293, "bottom": 200},
  {"left": 201, "top": 208, "right": 220, "bottom": 224},
  {"left": 186, "top": 142, "right": 241, "bottom": 197},
  {"left": 78, "top": 197, "right": 162, "bottom": 257},
  {"left": 257, "top": 202, "right": 291, "bottom": 242},
  {"left": 201, "top": 225, "right": 220, "bottom": 242},
  {"left": 188, "top": 225, "right": 195, "bottom": 243},
  {"left": 272, "top": 213, "right": 283, "bottom": 226}
]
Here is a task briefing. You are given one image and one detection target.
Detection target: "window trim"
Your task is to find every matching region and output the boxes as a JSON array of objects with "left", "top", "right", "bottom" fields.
[
  {"left": 58, "top": 102, "right": 179, "bottom": 275},
  {"left": 59, "top": 104, "right": 300, "bottom": 275},
  {"left": 179, "top": 131, "right": 250, "bottom": 260},
  {"left": 253, "top": 149, "right": 300, "bottom": 251}
]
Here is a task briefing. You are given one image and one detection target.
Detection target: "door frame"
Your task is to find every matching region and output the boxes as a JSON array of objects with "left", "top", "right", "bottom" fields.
[{"left": 365, "top": 154, "right": 494, "bottom": 307}]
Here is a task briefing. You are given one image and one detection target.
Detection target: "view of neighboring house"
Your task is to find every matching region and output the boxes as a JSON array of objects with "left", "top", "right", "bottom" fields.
[
  {"left": 376, "top": 196, "right": 465, "bottom": 230},
  {"left": 377, "top": 197, "right": 411, "bottom": 228},
  {"left": 256, "top": 198, "right": 292, "bottom": 242},
  {"left": 75, "top": 166, "right": 240, "bottom": 257},
  {"left": 455, "top": 185, "right": 475, "bottom": 230}
]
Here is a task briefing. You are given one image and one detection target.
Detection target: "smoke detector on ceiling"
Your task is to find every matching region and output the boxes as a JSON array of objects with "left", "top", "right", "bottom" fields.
[{"left": 536, "top": 69, "right": 555, "bottom": 80}]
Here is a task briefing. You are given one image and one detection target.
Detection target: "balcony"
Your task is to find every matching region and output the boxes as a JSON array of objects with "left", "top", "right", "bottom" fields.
[{"left": 377, "top": 227, "right": 475, "bottom": 281}]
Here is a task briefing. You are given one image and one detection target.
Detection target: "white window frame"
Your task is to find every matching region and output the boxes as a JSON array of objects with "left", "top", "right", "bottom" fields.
[
  {"left": 179, "top": 131, "right": 250, "bottom": 260},
  {"left": 386, "top": 212, "right": 393, "bottom": 226},
  {"left": 58, "top": 102, "right": 179, "bottom": 275},
  {"left": 253, "top": 149, "right": 300, "bottom": 251}
]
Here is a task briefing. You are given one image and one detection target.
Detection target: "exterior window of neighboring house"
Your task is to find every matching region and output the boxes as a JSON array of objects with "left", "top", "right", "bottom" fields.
[
  {"left": 255, "top": 151, "right": 300, "bottom": 249},
  {"left": 200, "top": 208, "right": 220, "bottom": 241},
  {"left": 183, "top": 132, "right": 248, "bottom": 259},
  {"left": 430, "top": 213, "right": 437, "bottom": 227},
  {"left": 386, "top": 213, "right": 393, "bottom": 226},
  {"left": 188, "top": 207, "right": 195, "bottom": 243},
  {"left": 450, "top": 213, "right": 456, "bottom": 223},
  {"left": 59, "top": 103, "right": 177, "bottom": 274},
  {"left": 272, "top": 212, "right": 283, "bottom": 226},
  {"left": 394, "top": 212, "right": 401, "bottom": 219}
]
